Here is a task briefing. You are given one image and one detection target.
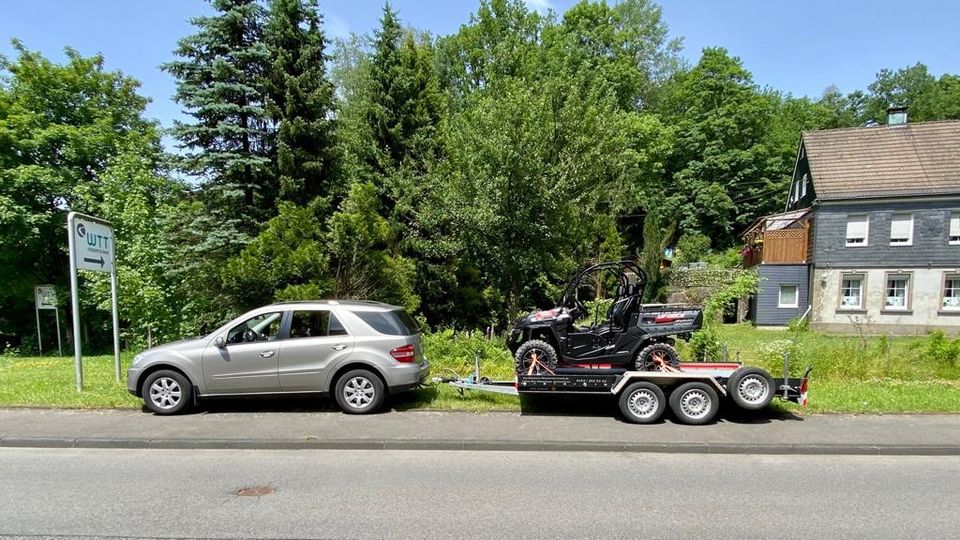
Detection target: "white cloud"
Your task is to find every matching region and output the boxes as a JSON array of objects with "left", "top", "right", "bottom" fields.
[{"left": 523, "top": 0, "right": 553, "bottom": 13}]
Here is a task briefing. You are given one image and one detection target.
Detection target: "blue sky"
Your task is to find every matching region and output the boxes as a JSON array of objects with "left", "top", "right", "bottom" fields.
[{"left": 2, "top": 0, "right": 959, "bottom": 139}]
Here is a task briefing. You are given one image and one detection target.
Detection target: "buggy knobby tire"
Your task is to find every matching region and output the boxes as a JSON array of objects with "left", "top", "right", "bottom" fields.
[
  {"left": 142, "top": 369, "right": 193, "bottom": 415},
  {"left": 618, "top": 381, "right": 666, "bottom": 424},
  {"left": 668, "top": 382, "right": 719, "bottom": 425},
  {"left": 514, "top": 340, "right": 558, "bottom": 375},
  {"left": 635, "top": 342, "right": 680, "bottom": 371},
  {"left": 727, "top": 367, "right": 775, "bottom": 411},
  {"left": 334, "top": 369, "right": 386, "bottom": 414}
]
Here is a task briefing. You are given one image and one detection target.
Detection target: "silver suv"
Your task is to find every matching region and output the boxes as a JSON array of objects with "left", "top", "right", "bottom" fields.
[{"left": 127, "top": 300, "right": 429, "bottom": 415}]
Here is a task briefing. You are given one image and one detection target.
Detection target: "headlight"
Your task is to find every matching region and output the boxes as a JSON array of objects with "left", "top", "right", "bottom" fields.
[{"left": 132, "top": 353, "right": 145, "bottom": 366}]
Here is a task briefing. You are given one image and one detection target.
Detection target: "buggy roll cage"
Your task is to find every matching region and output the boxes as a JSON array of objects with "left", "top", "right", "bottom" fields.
[{"left": 559, "top": 260, "right": 648, "bottom": 309}]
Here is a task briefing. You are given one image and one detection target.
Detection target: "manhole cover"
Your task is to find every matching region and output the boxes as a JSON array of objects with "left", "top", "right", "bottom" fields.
[{"left": 235, "top": 485, "right": 275, "bottom": 497}]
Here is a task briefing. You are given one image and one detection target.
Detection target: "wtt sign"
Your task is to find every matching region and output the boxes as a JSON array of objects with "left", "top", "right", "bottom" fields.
[{"left": 67, "top": 212, "right": 120, "bottom": 390}]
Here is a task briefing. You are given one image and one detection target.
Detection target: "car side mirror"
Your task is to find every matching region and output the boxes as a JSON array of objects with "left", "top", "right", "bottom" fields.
[{"left": 214, "top": 336, "right": 225, "bottom": 349}]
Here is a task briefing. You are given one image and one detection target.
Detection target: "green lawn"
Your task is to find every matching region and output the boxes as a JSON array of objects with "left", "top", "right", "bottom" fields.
[
  {"left": 0, "top": 354, "right": 140, "bottom": 408},
  {"left": 2, "top": 324, "right": 959, "bottom": 413}
]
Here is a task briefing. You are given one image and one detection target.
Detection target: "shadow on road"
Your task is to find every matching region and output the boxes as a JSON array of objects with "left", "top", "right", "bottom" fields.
[{"left": 163, "top": 387, "right": 804, "bottom": 426}]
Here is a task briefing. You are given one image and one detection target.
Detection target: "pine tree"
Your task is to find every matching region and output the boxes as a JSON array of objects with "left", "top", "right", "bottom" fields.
[
  {"left": 265, "top": 0, "right": 338, "bottom": 206},
  {"left": 163, "top": 0, "right": 273, "bottom": 239}
]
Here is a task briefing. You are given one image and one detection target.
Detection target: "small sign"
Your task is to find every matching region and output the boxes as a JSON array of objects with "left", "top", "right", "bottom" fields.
[
  {"left": 72, "top": 216, "right": 114, "bottom": 273},
  {"left": 35, "top": 286, "right": 57, "bottom": 310}
]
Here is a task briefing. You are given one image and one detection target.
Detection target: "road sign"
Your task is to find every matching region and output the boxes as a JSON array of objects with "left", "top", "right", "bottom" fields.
[
  {"left": 67, "top": 212, "right": 121, "bottom": 390},
  {"left": 71, "top": 216, "right": 114, "bottom": 273},
  {"left": 35, "top": 286, "right": 57, "bottom": 310},
  {"left": 34, "top": 285, "right": 62, "bottom": 356}
]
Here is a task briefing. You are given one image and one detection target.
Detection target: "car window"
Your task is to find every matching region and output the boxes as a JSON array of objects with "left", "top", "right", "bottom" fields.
[
  {"left": 226, "top": 312, "right": 283, "bottom": 344},
  {"left": 289, "top": 310, "right": 350, "bottom": 338},
  {"left": 353, "top": 310, "right": 419, "bottom": 336}
]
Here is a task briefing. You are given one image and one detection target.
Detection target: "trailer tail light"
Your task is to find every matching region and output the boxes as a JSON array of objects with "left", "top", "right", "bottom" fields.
[
  {"left": 654, "top": 314, "right": 680, "bottom": 324},
  {"left": 390, "top": 344, "right": 416, "bottom": 363},
  {"left": 800, "top": 378, "right": 809, "bottom": 407}
]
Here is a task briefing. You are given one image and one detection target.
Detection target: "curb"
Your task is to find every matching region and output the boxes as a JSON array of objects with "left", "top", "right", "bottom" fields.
[{"left": 1, "top": 436, "right": 958, "bottom": 455}]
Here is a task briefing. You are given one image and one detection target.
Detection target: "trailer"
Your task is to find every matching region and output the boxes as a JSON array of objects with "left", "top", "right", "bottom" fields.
[{"left": 436, "top": 355, "right": 810, "bottom": 425}]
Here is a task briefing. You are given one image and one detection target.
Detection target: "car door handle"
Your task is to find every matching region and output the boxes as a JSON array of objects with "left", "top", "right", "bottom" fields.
[
  {"left": 259, "top": 350, "right": 276, "bottom": 358},
  {"left": 331, "top": 344, "right": 348, "bottom": 351}
]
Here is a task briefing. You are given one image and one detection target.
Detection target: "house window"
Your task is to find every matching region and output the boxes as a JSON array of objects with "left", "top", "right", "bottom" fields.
[
  {"left": 801, "top": 174, "right": 808, "bottom": 198},
  {"left": 840, "top": 274, "right": 865, "bottom": 309},
  {"left": 884, "top": 274, "right": 911, "bottom": 311},
  {"left": 889, "top": 213, "right": 913, "bottom": 246},
  {"left": 943, "top": 275, "right": 960, "bottom": 311},
  {"left": 778, "top": 284, "right": 799, "bottom": 308},
  {"left": 845, "top": 215, "right": 869, "bottom": 246},
  {"left": 950, "top": 212, "right": 960, "bottom": 245}
]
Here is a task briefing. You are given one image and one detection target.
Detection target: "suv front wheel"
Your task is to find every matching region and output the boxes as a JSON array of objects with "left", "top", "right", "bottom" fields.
[{"left": 142, "top": 369, "right": 193, "bottom": 415}]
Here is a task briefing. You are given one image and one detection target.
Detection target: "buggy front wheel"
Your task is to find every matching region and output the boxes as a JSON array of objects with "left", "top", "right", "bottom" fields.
[{"left": 514, "top": 340, "right": 558, "bottom": 375}]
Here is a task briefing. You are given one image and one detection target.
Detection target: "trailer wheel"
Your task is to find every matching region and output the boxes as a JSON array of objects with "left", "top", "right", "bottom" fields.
[
  {"left": 668, "top": 382, "right": 719, "bottom": 425},
  {"left": 618, "top": 382, "right": 666, "bottom": 424},
  {"left": 635, "top": 342, "right": 680, "bottom": 371},
  {"left": 727, "top": 367, "right": 775, "bottom": 411},
  {"left": 514, "top": 340, "right": 558, "bottom": 375}
]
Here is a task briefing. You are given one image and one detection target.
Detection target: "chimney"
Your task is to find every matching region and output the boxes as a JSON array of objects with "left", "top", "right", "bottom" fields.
[{"left": 887, "top": 105, "right": 908, "bottom": 126}]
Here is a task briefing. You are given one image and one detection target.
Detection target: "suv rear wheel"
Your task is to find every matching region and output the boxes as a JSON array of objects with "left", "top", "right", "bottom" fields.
[{"left": 334, "top": 369, "right": 385, "bottom": 414}]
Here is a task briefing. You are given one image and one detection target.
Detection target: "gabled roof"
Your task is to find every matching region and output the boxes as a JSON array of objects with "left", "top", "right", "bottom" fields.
[{"left": 802, "top": 119, "right": 960, "bottom": 201}]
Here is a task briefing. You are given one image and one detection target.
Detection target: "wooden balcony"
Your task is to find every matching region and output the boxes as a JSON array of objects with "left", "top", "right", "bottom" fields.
[{"left": 741, "top": 210, "right": 811, "bottom": 267}]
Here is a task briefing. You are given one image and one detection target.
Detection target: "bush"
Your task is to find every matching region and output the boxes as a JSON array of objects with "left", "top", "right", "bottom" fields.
[
  {"left": 422, "top": 329, "right": 514, "bottom": 379},
  {"left": 787, "top": 315, "right": 810, "bottom": 333},
  {"left": 913, "top": 330, "right": 960, "bottom": 367}
]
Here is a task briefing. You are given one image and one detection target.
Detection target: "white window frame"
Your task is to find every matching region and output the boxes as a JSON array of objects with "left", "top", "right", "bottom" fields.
[
  {"left": 801, "top": 173, "right": 808, "bottom": 198},
  {"left": 845, "top": 215, "right": 869, "bottom": 247},
  {"left": 883, "top": 273, "right": 911, "bottom": 311},
  {"left": 839, "top": 274, "right": 865, "bottom": 310},
  {"left": 949, "top": 212, "right": 960, "bottom": 246},
  {"left": 889, "top": 213, "right": 913, "bottom": 246},
  {"left": 943, "top": 274, "right": 960, "bottom": 311},
  {"left": 778, "top": 284, "right": 799, "bottom": 308}
]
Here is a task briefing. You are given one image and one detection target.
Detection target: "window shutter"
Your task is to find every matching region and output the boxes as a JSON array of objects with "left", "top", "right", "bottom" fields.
[
  {"left": 890, "top": 214, "right": 912, "bottom": 241},
  {"left": 846, "top": 215, "right": 867, "bottom": 241}
]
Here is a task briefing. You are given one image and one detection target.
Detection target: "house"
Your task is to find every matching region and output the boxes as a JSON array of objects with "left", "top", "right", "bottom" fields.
[{"left": 743, "top": 110, "right": 960, "bottom": 334}]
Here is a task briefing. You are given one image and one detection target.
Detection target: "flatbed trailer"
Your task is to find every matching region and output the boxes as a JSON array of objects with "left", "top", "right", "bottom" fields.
[{"left": 437, "top": 357, "right": 810, "bottom": 425}]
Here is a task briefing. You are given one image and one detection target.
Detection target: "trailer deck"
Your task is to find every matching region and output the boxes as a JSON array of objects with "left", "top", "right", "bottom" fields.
[{"left": 436, "top": 356, "right": 810, "bottom": 425}]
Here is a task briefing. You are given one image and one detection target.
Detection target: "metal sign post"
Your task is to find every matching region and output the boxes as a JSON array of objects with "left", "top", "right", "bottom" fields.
[
  {"left": 67, "top": 212, "right": 120, "bottom": 391},
  {"left": 34, "top": 286, "right": 61, "bottom": 356}
]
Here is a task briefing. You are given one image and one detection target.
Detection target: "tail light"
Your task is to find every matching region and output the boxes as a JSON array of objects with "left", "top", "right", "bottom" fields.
[
  {"left": 390, "top": 344, "right": 416, "bottom": 363},
  {"left": 655, "top": 314, "right": 680, "bottom": 324}
]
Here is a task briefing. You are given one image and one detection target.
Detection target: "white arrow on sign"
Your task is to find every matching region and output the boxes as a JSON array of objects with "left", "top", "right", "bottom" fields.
[{"left": 72, "top": 216, "right": 114, "bottom": 273}]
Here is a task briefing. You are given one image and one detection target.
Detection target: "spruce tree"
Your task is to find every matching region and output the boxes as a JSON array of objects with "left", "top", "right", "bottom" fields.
[
  {"left": 163, "top": 0, "right": 273, "bottom": 239},
  {"left": 365, "top": 4, "right": 444, "bottom": 210},
  {"left": 265, "top": 0, "right": 338, "bottom": 206}
]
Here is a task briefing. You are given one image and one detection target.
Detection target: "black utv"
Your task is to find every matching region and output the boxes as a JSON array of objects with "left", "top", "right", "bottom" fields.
[{"left": 507, "top": 261, "right": 703, "bottom": 375}]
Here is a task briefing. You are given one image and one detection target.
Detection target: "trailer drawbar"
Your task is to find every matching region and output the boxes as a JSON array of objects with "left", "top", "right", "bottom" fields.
[{"left": 435, "top": 355, "right": 810, "bottom": 425}]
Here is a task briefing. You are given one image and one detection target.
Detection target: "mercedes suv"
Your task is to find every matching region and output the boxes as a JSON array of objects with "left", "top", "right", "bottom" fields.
[{"left": 127, "top": 301, "right": 429, "bottom": 415}]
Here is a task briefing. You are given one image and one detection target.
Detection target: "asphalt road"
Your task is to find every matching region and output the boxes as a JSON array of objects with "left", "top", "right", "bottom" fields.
[{"left": 1, "top": 448, "right": 957, "bottom": 539}]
